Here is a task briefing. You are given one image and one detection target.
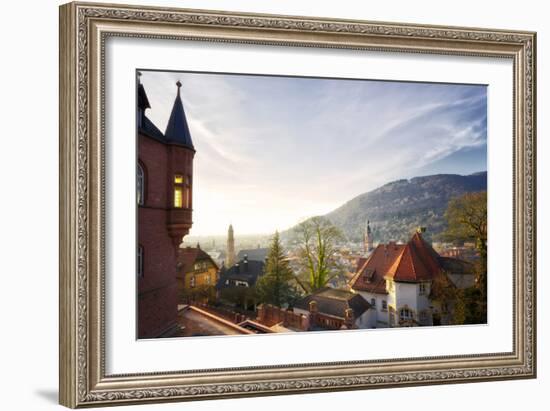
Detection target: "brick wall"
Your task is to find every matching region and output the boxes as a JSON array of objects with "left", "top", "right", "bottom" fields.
[
  {"left": 137, "top": 132, "right": 193, "bottom": 338},
  {"left": 256, "top": 304, "right": 310, "bottom": 331}
]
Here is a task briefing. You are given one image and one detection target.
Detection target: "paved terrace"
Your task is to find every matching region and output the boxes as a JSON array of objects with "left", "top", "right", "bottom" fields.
[{"left": 176, "top": 305, "right": 254, "bottom": 337}]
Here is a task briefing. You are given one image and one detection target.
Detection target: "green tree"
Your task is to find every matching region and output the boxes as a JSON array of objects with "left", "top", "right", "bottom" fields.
[
  {"left": 443, "top": 191, "right": 487, "bottom": 324},
  {"left": 430, "top": 270, "right": 461, "bottom": 324},
  {"left": 443, "top": 191, "right": 488, "bottom": 298},
  {"left": 453, "top": 290, "right": 467, "bottom": 325},
  {"left": 256, "top": 232, "right": 299, "bottom": 307},
  {"left": 294, "top": 216, "right": 344, "bottom": 292}
]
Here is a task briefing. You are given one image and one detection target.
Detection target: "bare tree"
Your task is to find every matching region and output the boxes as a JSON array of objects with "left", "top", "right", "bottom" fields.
[{"left": 294, "top": 217, "right": 344, "bottom": 292}]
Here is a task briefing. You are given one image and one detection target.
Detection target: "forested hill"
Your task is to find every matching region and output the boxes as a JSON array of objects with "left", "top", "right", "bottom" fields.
[{"left": 322, "top": 171, "right": 487, "bottom": 243}]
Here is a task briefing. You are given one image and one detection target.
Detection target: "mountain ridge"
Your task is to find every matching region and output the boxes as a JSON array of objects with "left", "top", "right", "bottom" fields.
[{"left": 290, "top": 171, "right": 487, "bottom": 244}]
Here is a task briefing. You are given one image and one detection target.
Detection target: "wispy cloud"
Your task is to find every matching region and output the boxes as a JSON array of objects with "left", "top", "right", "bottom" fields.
[{"left": 139, "top": 71, "right": 487, "bottom": 235}]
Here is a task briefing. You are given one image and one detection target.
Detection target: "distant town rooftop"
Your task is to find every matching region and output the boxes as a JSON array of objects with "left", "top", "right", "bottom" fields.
[{"left": 294, "top": 288, "right": 371, "bottom": 320}]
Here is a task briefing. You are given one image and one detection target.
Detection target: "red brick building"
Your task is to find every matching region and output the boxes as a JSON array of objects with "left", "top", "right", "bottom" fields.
[{"left": 137, "top": 76, "right": 195, "bottom": 338}]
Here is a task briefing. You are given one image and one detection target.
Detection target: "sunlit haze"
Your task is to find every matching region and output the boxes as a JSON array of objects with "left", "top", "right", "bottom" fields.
[{"left": 139, "top": 71, "right": 487, "bottom": 236}]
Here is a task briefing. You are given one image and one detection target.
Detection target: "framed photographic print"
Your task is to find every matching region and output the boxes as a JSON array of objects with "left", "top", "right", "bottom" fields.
[{"left": 59, "top": 2, "right": 537, "bottom": 408}]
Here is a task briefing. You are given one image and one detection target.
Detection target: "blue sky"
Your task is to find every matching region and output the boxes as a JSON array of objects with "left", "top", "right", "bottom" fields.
[{"left": 139, "top": 71, "right": 487, "bottom": 236}]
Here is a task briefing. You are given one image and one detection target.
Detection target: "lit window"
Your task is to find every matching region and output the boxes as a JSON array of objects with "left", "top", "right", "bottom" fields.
[
  {"left": 190, "top": 276, "right": 196, "bottom": 288},
  {"left": 174, "top": 187, "right": 183, "bottom": 208},
  {"left": 137, "top": 245, "right": 144, "bottom": 278},
  {"left": 174, "top": 175, "right": 184, "bottom": 208},
  {"left": 137, "top": 164, "right": 145, "bottom": 205}
]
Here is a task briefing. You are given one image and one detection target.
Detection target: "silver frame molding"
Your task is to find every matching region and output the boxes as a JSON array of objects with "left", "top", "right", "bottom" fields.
[{"left": 59, "top": 2, "right": 537, "bottom": 408}]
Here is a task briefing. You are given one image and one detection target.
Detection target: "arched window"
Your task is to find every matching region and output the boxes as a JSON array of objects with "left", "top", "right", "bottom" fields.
[
  {"left": 137, "top": 245, "right": 144, "bottom": 278},
  {"left": 137, "top": 164, "right": 145, "bottom": 206}
]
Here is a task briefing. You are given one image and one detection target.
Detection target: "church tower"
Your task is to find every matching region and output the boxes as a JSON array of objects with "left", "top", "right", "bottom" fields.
[
  {"left": 364, "top": 219, "right": 373, "bottom": 254},
  {"left": 227, "top": 224, "right": 236, "bottom": 267}
]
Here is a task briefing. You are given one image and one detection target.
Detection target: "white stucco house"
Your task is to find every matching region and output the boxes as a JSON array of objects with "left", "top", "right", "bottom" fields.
[{"left": 349, "top": 230, "right": 475, "bottom": 328}]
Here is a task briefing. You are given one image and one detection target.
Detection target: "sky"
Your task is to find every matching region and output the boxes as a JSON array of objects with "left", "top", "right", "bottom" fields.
[{"left": 139, "top": 70, "right": 487, "bottom": 236}]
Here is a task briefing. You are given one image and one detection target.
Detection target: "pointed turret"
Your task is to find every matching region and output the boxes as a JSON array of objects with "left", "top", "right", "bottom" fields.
[
  {"left": 137, "top": 72, "right": 151, "bottom": 111},
  {"left": 164, "top": 80, "right": 194, "bottom": 149}
]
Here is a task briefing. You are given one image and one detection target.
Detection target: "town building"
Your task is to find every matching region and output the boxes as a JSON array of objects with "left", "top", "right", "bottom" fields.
[
  {"left": 216, "top": 255, "right": 265, "bottom": 311},
  {"left": 236, "top": 247, "right": 269, "bottom": 263},
  {"left": 294, "top": 288, "right": 374, "bottom": 330},
  {"left": 349, "top": 229, "right": 474, "bottom": 328},
  {"left": 226, "top": 224, "right": 236, "bottom": 267},
  {"left": 137, "top": 76, "right": 195, "bottom": 338},
  {"left": 216, "top": 255, "right": 265, "bottom": 289},
  {"left": 256, "top": 288, "right": 373, "bottom": 331},
  {"left": 206, "top": 250, "right": 226, "bottom": 267},
  {"left": 176, "top": 246, "right": 219, "bottom": 301}
]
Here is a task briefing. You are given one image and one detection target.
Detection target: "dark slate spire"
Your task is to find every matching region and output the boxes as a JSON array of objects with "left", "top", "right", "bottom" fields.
[
  {"left": 137, "top": 72, "right": 165, "bottom": 141},
  {"left": 164, "top": 80, "right": 194, "bottom": 149},
  {"left": 137, "top": 72, "right": 150, "bottom": 111}
]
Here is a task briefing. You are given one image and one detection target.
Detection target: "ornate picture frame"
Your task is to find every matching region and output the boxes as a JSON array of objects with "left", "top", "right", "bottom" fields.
[{"left": 59, "top": 2, "right": 536, "bottom": 408}]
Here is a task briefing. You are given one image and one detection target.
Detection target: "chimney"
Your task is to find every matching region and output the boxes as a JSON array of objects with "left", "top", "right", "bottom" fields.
[{"left": 308, "top": 300, "right": 318, "bottom": 313}]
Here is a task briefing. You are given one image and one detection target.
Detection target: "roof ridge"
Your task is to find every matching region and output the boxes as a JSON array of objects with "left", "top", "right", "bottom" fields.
[
  {"left": 410, "top": 233, "right": 441, "bottom": 278},
  {"left": 387, "top": 246, "right": 407, "bottom": 278},
  {"left": 406, "top": 244, "right": 418, "bottom": 278}
]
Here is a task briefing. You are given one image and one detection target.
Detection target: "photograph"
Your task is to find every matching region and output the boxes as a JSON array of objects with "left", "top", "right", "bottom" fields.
[
  {"left": 136, "top": 70, "right": 488, "bottom": 339},
  {"left": 56, "top": 2, "right": 536, "bottom": 407}
]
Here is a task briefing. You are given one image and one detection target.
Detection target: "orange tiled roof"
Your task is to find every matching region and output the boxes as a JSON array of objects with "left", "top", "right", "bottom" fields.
[{"left": 350, "top": 232, "right": 444, "bottom": 292}]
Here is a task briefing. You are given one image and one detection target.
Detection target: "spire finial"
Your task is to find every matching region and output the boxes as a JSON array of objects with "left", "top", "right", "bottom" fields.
[{"left": 176, "top": 80, "right": 182, "bottom": 93}]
